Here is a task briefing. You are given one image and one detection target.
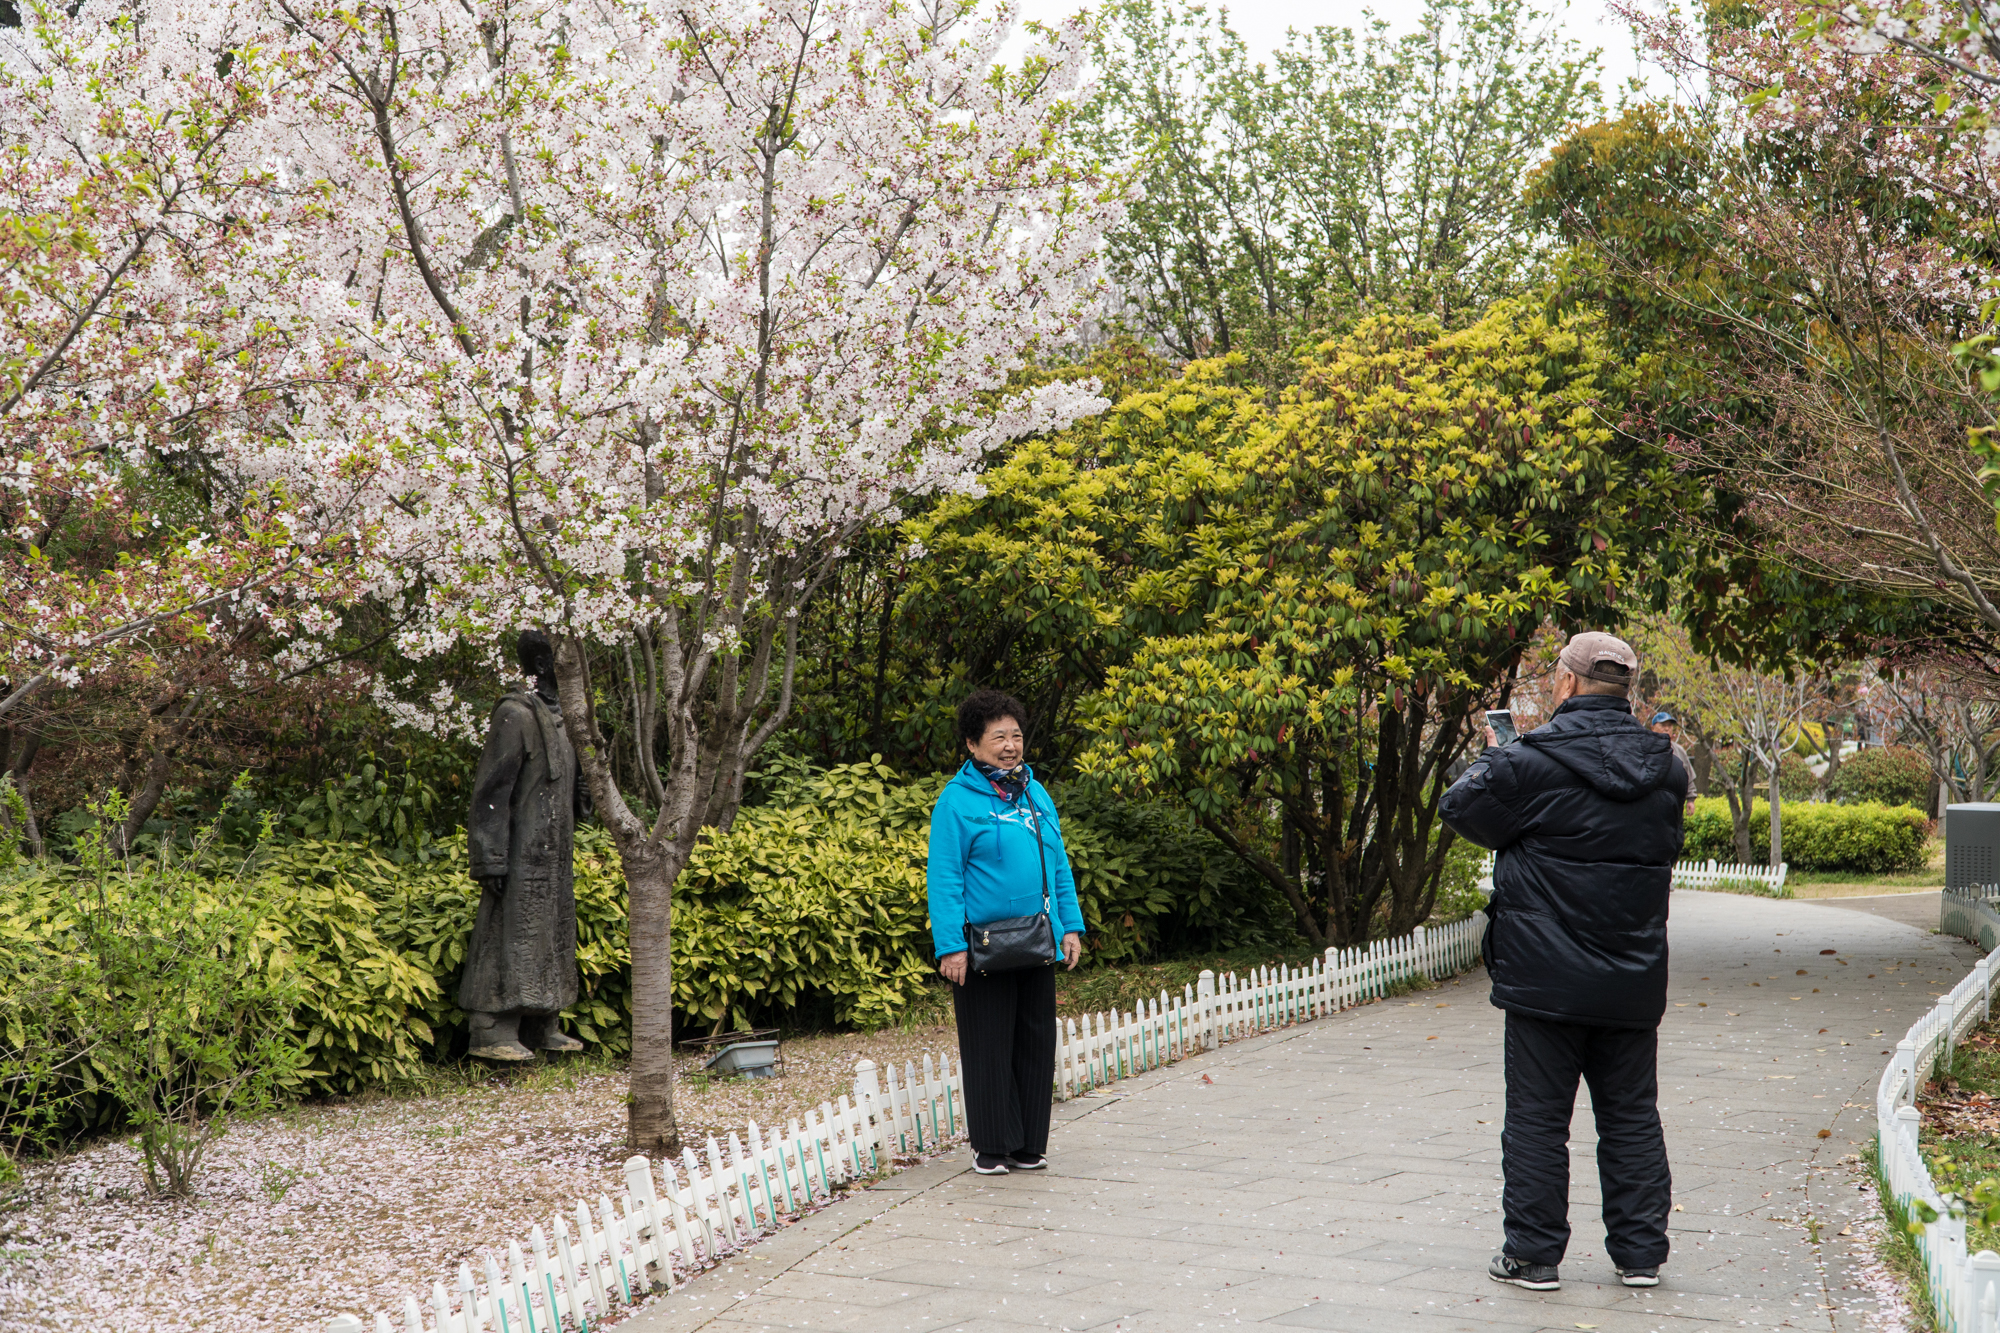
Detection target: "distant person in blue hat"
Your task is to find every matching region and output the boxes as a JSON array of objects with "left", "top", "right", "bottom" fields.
[{"left": 1650, "top": 711, "right": 1697, "bottom": 805}]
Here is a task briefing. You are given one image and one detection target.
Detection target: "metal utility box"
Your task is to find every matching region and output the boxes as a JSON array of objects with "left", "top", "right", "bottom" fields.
[
  {"left": 1946, "top": 802, "right": 2000, "bottom": 894},
  {"left": 704, "top": 1040, "right": 782, "bottom": 1079}
]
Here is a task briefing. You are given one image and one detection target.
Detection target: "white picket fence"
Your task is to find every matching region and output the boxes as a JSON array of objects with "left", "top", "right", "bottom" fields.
[
  {"left": 324, "top": 1052, "right": 961, "bottom": 1333},
  {"left": 1477, "top": 855, "right": 1789, "bottom": 897},
  {"left": 324, "top": 911, "right": 1489, "bottom": 1332},
  {"left": 1877, "top": 889, "right": 2000, "bottom": 1332},
  {"left": 1054, "top": 912, "right": 1487, "bottom": 1098}
]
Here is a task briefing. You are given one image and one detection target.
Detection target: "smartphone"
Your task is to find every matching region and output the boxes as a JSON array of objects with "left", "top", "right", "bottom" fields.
[{"left": 1485, "top": 709, "right": 1518, "bottom": 746}]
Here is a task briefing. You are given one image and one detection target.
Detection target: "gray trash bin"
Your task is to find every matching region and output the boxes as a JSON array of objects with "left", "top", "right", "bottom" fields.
[{"left": 1947, "top": 802, "right": 2000, "bottom": 896}]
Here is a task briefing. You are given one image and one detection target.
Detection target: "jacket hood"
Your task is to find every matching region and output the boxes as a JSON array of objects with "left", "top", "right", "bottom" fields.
[{"left": 1519, "top": 696, "right": 1674, "bottom": 802}]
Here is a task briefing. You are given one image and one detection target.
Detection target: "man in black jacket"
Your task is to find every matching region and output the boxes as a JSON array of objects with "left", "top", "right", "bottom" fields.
[{"left": 1441, "top": 632, "right": 1688, "bottom": 1293}]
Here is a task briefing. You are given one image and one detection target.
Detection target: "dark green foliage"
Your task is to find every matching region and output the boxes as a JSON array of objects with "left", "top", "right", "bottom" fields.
[
  {"left": 1830, "top": 746, "right": 1935, "bottom": 809},
  {"left": 1682, "top": 798, "right": 1928, "bottom": 873},
  {"left": 1778, "top": 753, "right": 1820, "bottom": 799},
  {"left": 283, "top": 761, "right": 448, "bottom": 863}
]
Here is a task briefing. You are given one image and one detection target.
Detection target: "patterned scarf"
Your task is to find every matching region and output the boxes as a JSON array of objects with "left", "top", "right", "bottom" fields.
[{"left": 974, "top": 760, "right": 1028, "bottom": 802}]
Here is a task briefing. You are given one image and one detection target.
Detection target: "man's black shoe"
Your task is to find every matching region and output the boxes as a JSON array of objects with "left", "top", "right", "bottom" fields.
[
  {"left": 1488, "top": 1254, "right": 1560, "bottom": 1290},
  {"left": 1615, "top": 1264, "right": 1660, "bottom": 1287},
  {"left": 973, "top": 1153, "right": 1012, "bottom": 1175}
]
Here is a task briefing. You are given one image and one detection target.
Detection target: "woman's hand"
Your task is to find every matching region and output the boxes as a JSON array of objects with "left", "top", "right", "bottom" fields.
[
  {"left": 1062, "top": 932, "right": 1083, "bottom": 970},
  {"left": 939, "top": 951, "right": 968, "bottom": 985}
]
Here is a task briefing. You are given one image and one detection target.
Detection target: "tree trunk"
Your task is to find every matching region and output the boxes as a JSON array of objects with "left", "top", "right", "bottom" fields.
[
  {"left": 1768, "top": 761, "right": 1784, "bottom": 868},
  {"left": 119, "top": 742, "right": 179, "bottom": 852},
  {"left": 623, "top": 844, "right": 684, "bottom": 1154},
  {"left": 1725, "top": 754, "right": 1756, "bottom": 862},
  {"left": 3, "top": 730, "right": 43, "bottom": 858},
  {"left": 1820, "top": 713, "right": 1846, "bottom": 795},
  {"left": 18, "top": 778, "right": 42, "bottom": 859},
  {"left": 1688, "top": 741, "right": 1713, "bottom": 796}
]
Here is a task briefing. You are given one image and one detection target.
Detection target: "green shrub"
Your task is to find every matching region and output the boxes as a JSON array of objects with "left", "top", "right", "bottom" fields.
[
  {"left": 1, "top": 798, "right": 308, "bottom": 1192},
  {"left": 1829, "top": 745, "right": 1934, "bottom": 809},
  {"left": 240, "top": 833, "right": 631, "bottom": 1086},
  {"left": 674, "top": 759, "right": 1293, "bottom": 1029},
  {"left": 2, "top": 757, "right": 1308, "bottom": 1150},
  {"left": 1431, "top": 836, "right": 1490, "bottom": 922},
  {"left": 1681, "top": 797, "right": 1928, "bottom": 873}
]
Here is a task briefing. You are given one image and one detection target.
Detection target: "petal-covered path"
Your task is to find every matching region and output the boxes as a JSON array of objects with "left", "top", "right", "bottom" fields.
[{"left": 624, "top": 891, "right": 1981, "bottom": 1333}]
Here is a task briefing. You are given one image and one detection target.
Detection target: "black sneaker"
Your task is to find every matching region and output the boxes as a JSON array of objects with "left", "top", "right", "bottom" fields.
[
  {"left": 1007, "top": 1152, "right": 1047, "bottom": 1170},
  {"left": 973, "top": 1154, "right": 1012, "bottom": 1175},
  {"left": 1614, "top": 1264, "right": 1660, "bottom": 1287},
  {"left": 1488, "top": 1254, "right": 1560, "bottom": 1290}
]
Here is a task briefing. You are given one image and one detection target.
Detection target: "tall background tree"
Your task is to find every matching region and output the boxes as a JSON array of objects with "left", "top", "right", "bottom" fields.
[{"left": 1085, "top": 0, "right": 1603, "bottom": 382}]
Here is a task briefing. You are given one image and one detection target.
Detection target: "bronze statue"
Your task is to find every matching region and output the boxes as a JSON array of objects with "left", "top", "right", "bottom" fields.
[{"left": 462, "top": 629, "right": 588, "bottom": 1061}]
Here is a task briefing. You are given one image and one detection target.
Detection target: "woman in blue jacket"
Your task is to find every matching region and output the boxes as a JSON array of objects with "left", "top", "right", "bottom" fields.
[{"left": 929, "top": 689, "right": 1086, "bottom": 1175}]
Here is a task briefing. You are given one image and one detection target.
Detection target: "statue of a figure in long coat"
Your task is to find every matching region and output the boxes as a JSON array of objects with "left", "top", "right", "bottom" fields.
[{"left": 462, "top": 630, "right": 589, "bottom": 1061}]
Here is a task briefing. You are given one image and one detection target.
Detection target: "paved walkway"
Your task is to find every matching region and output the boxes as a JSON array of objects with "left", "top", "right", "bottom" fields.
[
  {"left": 1811, "top": 890, "right": 1943, "bottom": 934},
  {"left": 629, "top": 892, "right": 1983, "bottom": 1333}
]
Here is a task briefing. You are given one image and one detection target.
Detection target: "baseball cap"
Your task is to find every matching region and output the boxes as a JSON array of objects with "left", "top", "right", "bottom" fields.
[
  {"left": 1650, "top": 710, "right": 1677, "bottom": 726},
  {"left": 1558, "top": 631, "right": 1638, "bottom": 685}
]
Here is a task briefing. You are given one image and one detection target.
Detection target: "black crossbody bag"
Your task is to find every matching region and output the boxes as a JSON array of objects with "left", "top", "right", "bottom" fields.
[{"left": 964, "top": 790, "right": 1060, "bottom": 976}]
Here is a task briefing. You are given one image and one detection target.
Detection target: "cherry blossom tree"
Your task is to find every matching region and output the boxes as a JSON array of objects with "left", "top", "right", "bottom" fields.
[
  {"left": 0, "top": 0, "right": 378, "bottom": 793},
  {"left": 1529, "top": 2, "right": 2000, "bottom": 658},
  {"left": 252, "top": 0, "right": 1118, "bottom": 1149}
]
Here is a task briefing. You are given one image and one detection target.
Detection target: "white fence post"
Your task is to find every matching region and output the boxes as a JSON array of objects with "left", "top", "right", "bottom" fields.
[
  {"left": 1972, "top": 1249, "right": 2000, "bottom": 1330},
  {"left": 327, "top": 1318, "right": 365, "bottom": 1333},
  {"left": 1897, "top": 1105, "right": 1923, "bottom": 1186},
  {"left": 1198, "top": 970, "right": 1216, "bottom": 1051},
  {"left": 1896, "top": 1038, "right": 1920, "bottom": 1107}
]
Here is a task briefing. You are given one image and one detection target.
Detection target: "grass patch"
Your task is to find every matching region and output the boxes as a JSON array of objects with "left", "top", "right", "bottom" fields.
[
  {"left": 1788, "top": 867, "right": 1944, "bottom": 888},
  {"left": 1687, "top": 877, "right": 1793, "bottom": 898},
  {"left": 1915, "top": 1023, "right": 2000, "bottom": 1256}
]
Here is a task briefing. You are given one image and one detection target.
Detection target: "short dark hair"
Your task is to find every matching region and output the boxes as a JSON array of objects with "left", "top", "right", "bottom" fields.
[{"left": 957, "top": 688, "right": 1027, "bottom": 747}]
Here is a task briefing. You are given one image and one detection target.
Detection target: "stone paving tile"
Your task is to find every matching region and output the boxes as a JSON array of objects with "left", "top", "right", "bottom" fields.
[{"left": 624, "top": 890, "right": 1977, "bottom": 1331}]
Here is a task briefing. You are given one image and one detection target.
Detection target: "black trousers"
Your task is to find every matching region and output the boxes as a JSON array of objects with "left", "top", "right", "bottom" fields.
[
  {"left": 1502, "top": 1012, "right": 1672, "bottom": 1269},
  {"left": 952, "top": 964, "right": 1057, "bottom": 1157}
]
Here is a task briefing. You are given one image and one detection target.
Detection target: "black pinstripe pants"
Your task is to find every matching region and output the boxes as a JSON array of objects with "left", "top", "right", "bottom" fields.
[{"left": 951, "top": 963, "right": 1057, "bottom": 1157}]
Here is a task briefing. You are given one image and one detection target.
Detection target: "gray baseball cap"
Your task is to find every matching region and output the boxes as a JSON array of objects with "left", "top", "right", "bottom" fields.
[{"left": 1558, "top": 631, "right": 1638, "bottom": 685}]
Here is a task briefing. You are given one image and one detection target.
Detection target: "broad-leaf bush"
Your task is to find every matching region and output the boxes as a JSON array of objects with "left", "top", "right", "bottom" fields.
[
  {"left": 1, "top": 759, "right": 1301, "bottom": 1149},
  {"left": 1681, "top": 798, "right": 1928, "bottom": 873},
  {"left": 1829, "top": 746, "right": 1934, "bottom": 809},
  {"left": 1054, "top": 304, "right": 1670, "bottom": 947}
]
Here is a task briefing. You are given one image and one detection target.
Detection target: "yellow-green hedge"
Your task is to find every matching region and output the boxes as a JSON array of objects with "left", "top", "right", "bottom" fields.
[{"left": 1682, "top": 798, "right": 1929, "bottom": 873}]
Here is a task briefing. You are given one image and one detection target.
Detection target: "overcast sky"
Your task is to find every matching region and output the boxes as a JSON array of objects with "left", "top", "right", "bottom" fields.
[{"left": 1013, "top": 0, "right": 1676, "bottom": 102}]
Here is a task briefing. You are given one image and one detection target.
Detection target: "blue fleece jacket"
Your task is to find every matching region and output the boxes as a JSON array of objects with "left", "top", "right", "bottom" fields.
[{"left": 926, "top": 761, "right": 1087, "bottom": 958}]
